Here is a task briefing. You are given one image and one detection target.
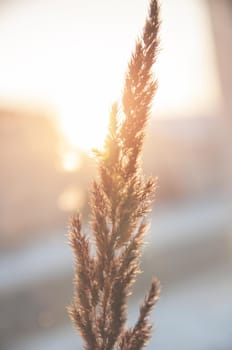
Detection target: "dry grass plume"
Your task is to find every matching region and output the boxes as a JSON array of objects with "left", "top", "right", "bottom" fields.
[{"left": 68, "top": 1, "right": 160, "bottom": 349}]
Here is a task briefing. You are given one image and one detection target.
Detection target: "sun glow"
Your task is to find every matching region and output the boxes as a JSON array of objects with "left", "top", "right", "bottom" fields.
[
  {"left": 52, "top": 46, "right": 123, "bottom": 152},
  {"left": 0, "top": 0, "right": 221, "bottom": 153},
  {"left": 57, "top": 91, "right": 113, "bottom": 152}
]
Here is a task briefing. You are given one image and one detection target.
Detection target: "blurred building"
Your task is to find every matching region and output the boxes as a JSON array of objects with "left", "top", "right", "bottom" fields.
[
  {"left": 0, "top": 104, "right": 229, "bottom": 250},
  {"left": 208, "top": 0, "right": 232, "bottom": 193},
  {"left": 208, "top": 0, "right": 232, "bottom": 118},
  {"left": 144, "top": 116, "right": 228, "bottom": 202},
  {"left": 0, "top": 107, "right": 93, "bottom": 249}
]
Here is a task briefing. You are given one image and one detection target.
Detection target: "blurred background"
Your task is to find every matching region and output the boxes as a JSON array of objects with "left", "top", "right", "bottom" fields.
[{"left": 0, "top": 0, "right": 232, "bottom": 349}]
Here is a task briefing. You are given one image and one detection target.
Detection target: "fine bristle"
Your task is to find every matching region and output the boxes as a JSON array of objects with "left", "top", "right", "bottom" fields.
[{"left": 68, "top": 1, "right": 160, "bottom": 349}]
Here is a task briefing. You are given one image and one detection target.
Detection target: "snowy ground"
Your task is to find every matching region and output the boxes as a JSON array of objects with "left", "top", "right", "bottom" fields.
[
  {"left": 4, "top": 265, "right": 232, "bottom": 350},
  {"left": 1, "top": 193, "right": 232, "bottom": 349}
]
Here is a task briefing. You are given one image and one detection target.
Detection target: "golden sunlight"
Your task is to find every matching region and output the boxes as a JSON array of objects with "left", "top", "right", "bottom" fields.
[
  {"left": 53, "top": 0, "right": 220, "bottom": 152},
  {"left": 57, "top": 98, "right": 111, "bottom": 152},
  {"left": 53, "top": 51, "right": 122, "bottom": 152},
  {"left": 0, "top": 0, "right": 221, "bottom": 154}
]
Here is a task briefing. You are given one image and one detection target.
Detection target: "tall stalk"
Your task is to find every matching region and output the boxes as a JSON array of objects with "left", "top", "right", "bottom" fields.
[{"left": 68, "top": 1, "right": 160, "bottom": 349}]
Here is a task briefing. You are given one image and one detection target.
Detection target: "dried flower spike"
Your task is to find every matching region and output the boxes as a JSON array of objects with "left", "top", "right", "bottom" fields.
[{"left": 68, "top": 1, "right": 160, "bottom": 349}]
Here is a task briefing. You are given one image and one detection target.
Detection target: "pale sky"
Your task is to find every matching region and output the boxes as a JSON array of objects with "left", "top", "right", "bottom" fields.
[{"left": 0, "top": 0, "right": 222, "bottom": 150}]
